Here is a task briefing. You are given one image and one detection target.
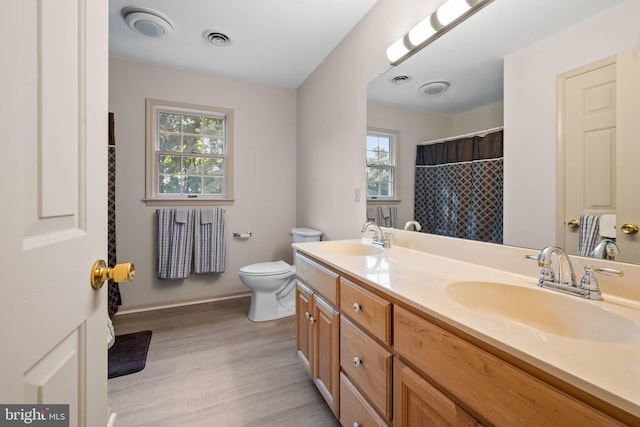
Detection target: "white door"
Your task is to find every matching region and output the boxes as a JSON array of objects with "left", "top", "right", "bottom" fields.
[
  {"left": 0, "top": 1, "right": 109, "bottom": 426},
  {"left": 616, "top": 47, "right": 640, "bottom": 264},
  {"left": 559, "top": 58, "right": 617, "bottom": 255}
]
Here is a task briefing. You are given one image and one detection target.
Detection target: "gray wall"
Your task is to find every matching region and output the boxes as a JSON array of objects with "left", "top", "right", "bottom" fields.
[{"left": 109, "top": 58, "right": 297, "bottom": 310}]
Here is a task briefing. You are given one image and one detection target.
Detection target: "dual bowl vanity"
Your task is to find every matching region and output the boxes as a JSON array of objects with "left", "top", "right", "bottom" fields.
[{"left": 293, "top": 233, "right": 640, "bottom": 426}]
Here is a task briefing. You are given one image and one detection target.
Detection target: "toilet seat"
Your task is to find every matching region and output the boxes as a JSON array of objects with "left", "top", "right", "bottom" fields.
[{"left": 239, "top": 260, "right": 293, "bottom": 277}]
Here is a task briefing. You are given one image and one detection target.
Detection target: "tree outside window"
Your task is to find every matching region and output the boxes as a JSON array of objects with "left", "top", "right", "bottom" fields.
[
  {"left": 145, "top": 99, "right": 234, "bottom": 204},
  {"left": 367, "top": 130, "right": 397, "bottom": 199}
]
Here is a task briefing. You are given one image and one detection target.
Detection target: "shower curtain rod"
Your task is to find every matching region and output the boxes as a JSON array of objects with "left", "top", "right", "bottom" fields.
[{"left": 418, "top": 126, "right": 503, "bottom": 146}]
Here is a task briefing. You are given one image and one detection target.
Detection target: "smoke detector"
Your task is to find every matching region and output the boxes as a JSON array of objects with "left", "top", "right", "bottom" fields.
[
  {"left": 203, "top": 30, "right": 232, "bottom": 47},
  {"left": 122, "top": 8, "right": 173, "bottom": 38},
  {"left": 419, "top": 81, "right": 450, "bottom": 97}
]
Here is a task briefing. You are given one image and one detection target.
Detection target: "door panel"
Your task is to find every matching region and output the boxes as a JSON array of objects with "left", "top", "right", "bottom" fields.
[
  {"left": 616, "top": 48, "right": 640, "bottom": 263},
  {"left": 0, "top": 1, "right": 108, "bottom": 426},
  {"left": 561, "top": 60, "right": 616, "bottom": 254}
]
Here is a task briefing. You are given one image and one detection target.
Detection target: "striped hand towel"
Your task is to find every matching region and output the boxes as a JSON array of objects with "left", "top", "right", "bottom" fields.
[
  {"left": 194, "top": 208, "right": 225, "bottom": 274},
  {"left": 156, "top": 209, "right": 195, "bottom": 279},
  {"left": 577, "top": 214, "right": 600, "bottom": 257}
]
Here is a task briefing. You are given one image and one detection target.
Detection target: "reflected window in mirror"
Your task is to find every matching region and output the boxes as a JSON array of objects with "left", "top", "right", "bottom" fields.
[{"left": 367, "top": 129, "right": 398, "bottom": 201}]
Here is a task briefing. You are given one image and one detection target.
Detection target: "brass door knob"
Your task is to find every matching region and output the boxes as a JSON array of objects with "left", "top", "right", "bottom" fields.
[
  {"left": 567, "top": 219, "right": 580, "bottom": 229},
  {"left": 91, "top": 259, "right": 135, "bottom": 289},
  {"left": 621, "top": 223, "right": 639, "bottom": 235}
]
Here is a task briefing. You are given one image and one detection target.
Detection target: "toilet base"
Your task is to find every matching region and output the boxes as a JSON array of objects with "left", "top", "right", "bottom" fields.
[{"left": 248, "top": 286, "right": 295, "bottom": 322}]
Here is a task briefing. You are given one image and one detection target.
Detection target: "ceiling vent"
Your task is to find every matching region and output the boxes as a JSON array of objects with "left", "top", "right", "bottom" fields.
[
  {"left": 390, "top": 75, "right": 412, "bottom": 85},
  {"left": 122, "top": 8, "right": 173, "bottom": 38},
  {"left": 203, "top": 31, "right": 232, "bottom": 47},
  {"left": 419, "top": 81, "right": 450, "bottom": 97}
]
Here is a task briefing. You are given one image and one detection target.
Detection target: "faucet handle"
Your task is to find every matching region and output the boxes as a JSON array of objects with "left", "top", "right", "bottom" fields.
[
  {"left": 582, "top": 265, "right": 624, "bottom": 278},
  {"left": 524, "top": 253, "right": 555, "bottom": 283},
  {"left": 580, "top": 265, "right": 624, "bottom": 301}
]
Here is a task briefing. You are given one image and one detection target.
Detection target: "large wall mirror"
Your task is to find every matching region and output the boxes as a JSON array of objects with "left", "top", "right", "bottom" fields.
[{"left": 367, "top": 0, "right": 640, "bottom": 264}]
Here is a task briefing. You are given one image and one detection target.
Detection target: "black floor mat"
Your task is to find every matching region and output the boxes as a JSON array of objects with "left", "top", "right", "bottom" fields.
[{"left": 108, "top": 330, "right": 152, "bottom": 379}]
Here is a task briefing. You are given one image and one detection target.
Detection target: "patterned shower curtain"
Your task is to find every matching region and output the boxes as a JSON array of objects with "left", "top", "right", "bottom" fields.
[
  {"left": 108, "top": 113, "right": 122, "bottom": 316},
  {"left": 414, "top": 130, "right": 503, "bottom": 244}
]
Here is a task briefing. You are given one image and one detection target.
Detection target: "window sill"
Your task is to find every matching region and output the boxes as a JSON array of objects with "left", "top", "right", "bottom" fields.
[
  {"left": 143, "top": 198, "right": 235, "bottom": 207},
  {"left": 367, "top": 199, "right": 401, "bottom": 204}
]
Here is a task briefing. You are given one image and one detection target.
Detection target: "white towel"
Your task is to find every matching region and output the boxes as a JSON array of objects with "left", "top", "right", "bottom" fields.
[
  {"left": 577, "top": 214, "right": 600, "bottom": 257},
  {"left": 599, "top": 214, "right": 616, "bottom": 238}
]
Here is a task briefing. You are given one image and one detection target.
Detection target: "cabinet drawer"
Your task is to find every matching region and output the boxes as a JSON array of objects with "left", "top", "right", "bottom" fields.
[
  {"left": 340, "top": 277, "right": 391, "bottom": 345},
  {"left": 340, "top": 373, "right": 389, "bottom": 427},
  {"left": 295, "top": 254, "right": 339, "bottom": 306},
  {"left": 393, "top": 306, "right": 621, "bottom": 427},
  {"left": 341, "top": 316, "right": 392, "bottom": 421}
]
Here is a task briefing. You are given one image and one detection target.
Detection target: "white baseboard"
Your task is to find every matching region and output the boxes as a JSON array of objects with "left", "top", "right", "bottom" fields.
[
  {"left": 107, "top": 408, "right": 117, "bottom": 427},
  {"left": 114, "top": 292, "right": 251, "bottom": 316}
]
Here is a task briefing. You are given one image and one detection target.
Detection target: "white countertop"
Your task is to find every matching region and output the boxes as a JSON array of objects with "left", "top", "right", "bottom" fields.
[{"left": 293, "top": 239, "right": 640, "bottom": 418}]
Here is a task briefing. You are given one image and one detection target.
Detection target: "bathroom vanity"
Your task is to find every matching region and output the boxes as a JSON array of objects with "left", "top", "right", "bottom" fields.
[{"left": 293, "top": 233, "right": 640, "bottom": 426}]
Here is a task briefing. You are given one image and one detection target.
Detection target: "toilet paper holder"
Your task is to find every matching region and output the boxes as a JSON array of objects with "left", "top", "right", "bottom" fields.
[{"left": 233, "top": 231, "right": 253, "bottom": 239}]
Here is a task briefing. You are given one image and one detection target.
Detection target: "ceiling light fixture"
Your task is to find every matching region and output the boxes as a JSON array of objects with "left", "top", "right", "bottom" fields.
[
  {"left": 386, "top": 0, "right": 493, "bottom": 65},
  {"left": 420, "top": 81, "right": 450, "bottom": 97},
  {"left": 122, "top": 7, "right": 173, "bottom": 38}
]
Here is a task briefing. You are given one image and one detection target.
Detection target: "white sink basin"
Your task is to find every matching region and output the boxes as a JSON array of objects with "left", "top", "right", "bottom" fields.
[
  {"left": 445, "top": 281, "right": 640, "bottom": 343},
  {"left": 317, "top": 242, "right": 384, "bottom": 256}
]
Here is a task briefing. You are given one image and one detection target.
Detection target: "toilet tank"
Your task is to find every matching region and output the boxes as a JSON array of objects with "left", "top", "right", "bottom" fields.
[{"left": 291, "top": 227, "right": 322, "bottom": 243}]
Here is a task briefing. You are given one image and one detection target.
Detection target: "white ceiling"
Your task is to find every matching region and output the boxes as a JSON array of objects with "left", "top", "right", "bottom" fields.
[
  {"left": 109, "top": 0, "right": 378, "bottom": 89},
  {"left": 368, "top": 0, "right": 626, "bottom": 115}
]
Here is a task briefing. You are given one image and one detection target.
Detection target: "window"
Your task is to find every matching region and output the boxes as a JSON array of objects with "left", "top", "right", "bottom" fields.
[
  {"left": 366, "top": 129, "right": 397, "bottom": 200},
  {"left": 145, "top": 99, "right": 234, "bottom": 204}
]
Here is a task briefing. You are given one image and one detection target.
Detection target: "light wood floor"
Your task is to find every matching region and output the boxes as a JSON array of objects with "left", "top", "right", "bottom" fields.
[{"left": 109, "top": 296, "right": 340, "bottom": 427}]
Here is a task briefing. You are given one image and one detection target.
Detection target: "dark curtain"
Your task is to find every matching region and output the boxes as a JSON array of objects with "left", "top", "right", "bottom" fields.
[
  {"left": 414, "top": 130, "right": 503, "bottom": 244},
  {"left": 108, "top": 112, "right": 122, "bottom": 316}
]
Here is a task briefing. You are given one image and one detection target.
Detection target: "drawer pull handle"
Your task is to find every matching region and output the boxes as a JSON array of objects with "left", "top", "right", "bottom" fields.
[
  {"left": 353, "top": 423, "right": 361, "bottom": 427},
  {"left": 353, "top": 302, "right": 362, "bottom": 312},
  {"left": 305, "top": 311, "right": 310, "bottom": 319},
  {"left": 309, "top": 316, "right": 315, "bottom": 324},
  {"left": 353, "top": 356, "right": 362, "bottom": 367}
]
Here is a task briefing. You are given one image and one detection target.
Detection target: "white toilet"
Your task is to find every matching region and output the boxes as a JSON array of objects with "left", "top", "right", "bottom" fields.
[{"left": 239, "top": 227, "right": 322, "bottom": 322}]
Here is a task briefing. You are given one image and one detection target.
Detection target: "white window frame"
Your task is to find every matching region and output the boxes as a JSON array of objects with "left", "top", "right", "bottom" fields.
[
  {"left": 366, "top": 128, "right": 399, "bottom": 201},
  {"left": 144, "top": 98, "right": 234, "bottom": 206}
]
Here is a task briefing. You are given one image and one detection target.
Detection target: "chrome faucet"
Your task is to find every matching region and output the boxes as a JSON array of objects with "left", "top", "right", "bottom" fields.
[
  {"left": 589, "top": 239, "right": 620, "bottom": 260},
  {"left": 361, "top": 221, "right": 391, "bottom": 248},
  {"left": 404, "top": 220, "right": 422, "bottom": 231},
  {"left": 527, "top": 245, "right": 623, "bottom": 300},
  {"left": 537, "top": 246, "right": 577, "bottom": 287}
]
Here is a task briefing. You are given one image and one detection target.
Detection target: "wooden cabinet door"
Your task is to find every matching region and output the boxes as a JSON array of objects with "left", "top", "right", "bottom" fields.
[
  {"left": 312, "top": 294, "right": 340, "bottom": 417},
  {"left": 295, "top": 282, "right": 313, "bottom": 373},
  {"left": 394, "top": 359, "right": 479, "bottom": 427}
]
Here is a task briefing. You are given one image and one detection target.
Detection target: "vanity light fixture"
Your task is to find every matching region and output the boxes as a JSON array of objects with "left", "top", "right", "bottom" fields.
[
  {"left": 122, "top": 7, "right": 173, "bottom": 38},
  {"left": 386, "top": 0, "right": 493, "bottom": 65}
]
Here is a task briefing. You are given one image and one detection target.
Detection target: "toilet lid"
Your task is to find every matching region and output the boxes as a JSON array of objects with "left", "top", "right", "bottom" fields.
[{"left": 239, "top": 260, "right": 292, "bottom": 276}]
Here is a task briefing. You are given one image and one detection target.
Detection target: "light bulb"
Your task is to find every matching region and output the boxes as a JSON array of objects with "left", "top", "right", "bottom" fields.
[
  {"left": 386, "top": 37, "right": 410, "bottom": 63},
  {"left": 408, "top": 16, "right": 436, "bottom": 46},
  {"left": 436, "top": 0, "right": 470, "bottom": 26}
]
